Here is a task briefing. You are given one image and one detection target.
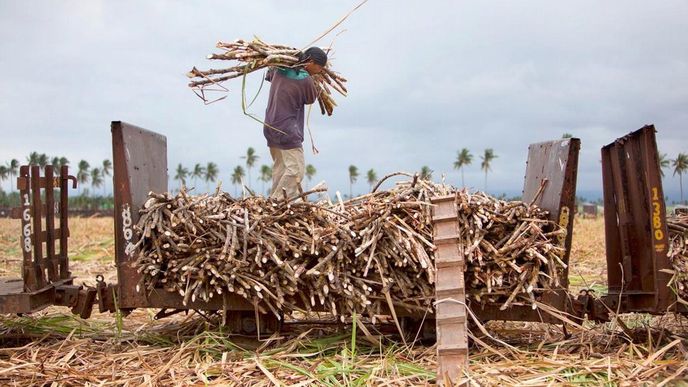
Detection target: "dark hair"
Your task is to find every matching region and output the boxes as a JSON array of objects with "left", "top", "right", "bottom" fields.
[{"left": 299, "top": 47, "right": 328, "bottom": 67}]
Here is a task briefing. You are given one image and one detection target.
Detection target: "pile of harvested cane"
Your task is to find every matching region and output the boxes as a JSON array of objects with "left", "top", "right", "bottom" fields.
[
  {"left": 187, "top": 38, "right": 347, "bottom": 115},
  {"left": 455, "top": 190, "right": 567, "bottom": 308},
  {"left": 132, "top": 179, "right": 566, "bottom": 319},
  {"left": 667, "top": 214, "right": 688, "bottom": 301}
]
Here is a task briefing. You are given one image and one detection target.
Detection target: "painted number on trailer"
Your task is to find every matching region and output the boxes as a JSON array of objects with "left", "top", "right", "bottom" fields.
[
  {"left": 22, "top": 193, "right": 32, "bottom": 253},
  {"left": 121, "top": 204, "right": 136, "bottom": 256},
  {"left": 651, "top": 187, "right": 666, "bottom": 253},
  {"left": 558, "top": 206, "right": 570, "bottom": 246}
]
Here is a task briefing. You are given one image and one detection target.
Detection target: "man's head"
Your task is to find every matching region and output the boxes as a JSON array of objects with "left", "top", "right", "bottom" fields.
[{"left": 300, "top": 47, "right": 328, "bottom": 75}]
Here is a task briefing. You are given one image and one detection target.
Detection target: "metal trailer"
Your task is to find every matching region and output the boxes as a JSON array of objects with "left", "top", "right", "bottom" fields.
[
  {"left": 582, "top": 204, "right": 598, "bottom": 218},
  {"left": 108, "top": 122, "right": 586, "bottom": 327},
  {"left": 1, "top": 122, "right": 684, "bottom": 384},
  {"left": 0, "top": 165, "right": 96, "bottom": 318},
  {"left": 675, "top": 206, "right": 688, "bottom": 216}
]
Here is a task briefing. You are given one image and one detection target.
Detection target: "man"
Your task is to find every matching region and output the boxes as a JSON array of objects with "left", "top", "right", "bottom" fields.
[{"left": 263, "top": 47, "right": 327, "bottom": 199}]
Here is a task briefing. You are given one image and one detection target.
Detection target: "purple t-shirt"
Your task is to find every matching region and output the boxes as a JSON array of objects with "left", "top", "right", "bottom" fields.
[{"left": 263, "top": 68, "right": 318, "bottom": 150}]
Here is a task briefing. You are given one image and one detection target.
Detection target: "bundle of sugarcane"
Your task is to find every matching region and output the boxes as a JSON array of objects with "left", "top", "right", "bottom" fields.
[
  {"left": 132, "top": 179, "right": 566, "bottom": 320},
  {"left": 131, "top": 180, "right": 449, "bottom": 319},
  {"left": 667, "top": 214, "right": 688, "bottom": 301},
  {"left": 454, "top": 190, "right": 567, "bottom": 309},
  {"left": 187, "top": 38, "right": 347, "bottom": 115},
  {"left": 131, "top": 190, "right": 343, "bottom": 318}
]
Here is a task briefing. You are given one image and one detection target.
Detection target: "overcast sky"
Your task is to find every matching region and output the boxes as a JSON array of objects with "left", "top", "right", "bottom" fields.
[{"left": 0, "top": 1, "right": 686, "bottom": 201}]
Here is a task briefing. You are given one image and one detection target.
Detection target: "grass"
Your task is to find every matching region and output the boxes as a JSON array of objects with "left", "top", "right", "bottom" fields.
[
  {"left": 1, "top": 217, "right": 687, "bottom": 385},
  {"left": 0, "top": 309, "right": 686, "bottom": 385}
]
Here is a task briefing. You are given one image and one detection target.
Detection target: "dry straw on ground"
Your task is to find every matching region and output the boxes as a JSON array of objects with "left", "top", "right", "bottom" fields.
[{"left": 0, "top": 311, "right": 686, "bottom": 386}]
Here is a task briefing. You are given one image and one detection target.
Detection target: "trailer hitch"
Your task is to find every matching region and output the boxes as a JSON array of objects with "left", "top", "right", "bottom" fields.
[
  {"left": 95, "top": 275, "right": 118, "bottom": 314},
  {"left": 576, "top": 289, "right": 610, "bottom": 322},
  {"left": 54, "top": 283, "right": 97, "bottom": 319}
]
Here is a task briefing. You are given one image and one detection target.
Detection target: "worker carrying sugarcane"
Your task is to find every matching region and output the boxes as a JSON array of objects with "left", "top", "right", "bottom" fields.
[{"left": 263, "top": 47, "right": 327, "bottom": 199}]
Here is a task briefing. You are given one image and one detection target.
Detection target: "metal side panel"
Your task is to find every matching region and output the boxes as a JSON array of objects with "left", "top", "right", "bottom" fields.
[
  {"left": 522, "top": 138, "right": 580, "bottom": 288},
  {"left": 601, "top": 125, "right": 673, "bottom": 313},
  {"left": 112, "top": 121, "right": 168, "bottom": 309}
]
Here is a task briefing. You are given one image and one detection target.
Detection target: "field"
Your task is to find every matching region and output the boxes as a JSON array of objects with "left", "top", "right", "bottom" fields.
[{"left": 1, "top": 216, "right": 687, "bottom": 386}]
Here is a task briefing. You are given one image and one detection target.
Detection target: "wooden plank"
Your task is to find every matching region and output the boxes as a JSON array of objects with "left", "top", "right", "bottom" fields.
[{"left": 431, "top": 196, "right": 468, "bottom": 386}]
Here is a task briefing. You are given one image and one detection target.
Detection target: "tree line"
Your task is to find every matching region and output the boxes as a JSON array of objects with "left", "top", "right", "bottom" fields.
[
  {"left": 3, "top": 143, "right": 686, "bottom": 206},
  {"left": 169, "top": 147, "right": 501, "bottom": 199},
  {"left": 0, "top": 153, "right": 114, "bottom": 208},
  {"left": 173, "top": 148, "right": 320, "bottom": 197}
]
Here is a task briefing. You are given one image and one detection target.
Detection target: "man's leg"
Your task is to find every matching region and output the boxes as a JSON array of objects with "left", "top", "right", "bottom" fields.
[
  {"left": 270, "top": 147, "right": 305, "bottom": 199},
  {"left": 270, "top": 147, "right": 285, "bottom": 196}
]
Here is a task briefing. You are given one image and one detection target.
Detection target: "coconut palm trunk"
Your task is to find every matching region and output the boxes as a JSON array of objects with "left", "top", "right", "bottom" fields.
[
  {"left": 673, "top": 153, "right": 688, "bottom": 204},
  {"left": 680, "top": 173, "right": 684, "bottom": 203}
]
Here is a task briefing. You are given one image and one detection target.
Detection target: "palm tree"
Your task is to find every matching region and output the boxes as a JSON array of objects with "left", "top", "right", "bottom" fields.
[
  {"left": 100, "top": 159, "right": 112, "bottom": 196},
  {"left": 50, "top": 156, "right": 69, "bottom": 174},
  {"left": 231, "top": 165, "right": 245, "bottom": 196},
  {"left": 102, "top": 160, "right": 112, "bottom": 175},
  {"left": 191, "top": 163, "right": 205, "bottom": 189},
  {"left": 673, "top": 153, "right": 688, "bottom": 204},
  {"left": 259, "top": 164, "right": 272, "bottom": 195},
  {"left": 90, "top": 168, "right": 103, "bottom": 197},
  {"left": 420, "top": 166, "right": 432, "bottom": 180},
  {"left": 305, "top": 164, "right": 317, "bottom": 182},
  {"left": 480, "top": 149, "right": 497, "bottom": 191},
  {"left": 8, "top": 159, "right": 18, "bottom": 192},
  {"left": 38, "top": 153, "right": 49, "bottom": 171},
  {"left": 366, "top": 169, "right": 377, "bottom": 191},
  {"left": 77, "top": 160, "right": 90, "bottom": 194},
  {"left": 562, "top": 133, "right": 573, "bottom": 139},
  {"left": 348, "top": 165, "right": 359, "bottom": 198},
  {"left": 659, "top": 153, "right": 671, "bottom": 178},
  {"left": 453, "top": 148, "right": 473, "bottom": 187},
  {"left": 27, "top": 152, "right": 40, "bottom": 166},
  {"left": 205, "top": 162, "right": 219, "bottom": 191},
  {"left": 50, "top": 156, "right": 63, "bottom": 175},
  {"left": 174, "top": 164, "right": 189, "bottom": 190},
  {"left": 241, "top": 147, "right": 259, "bottom": 190},
  {"left": 0, "top": 166, "right": 7, "bottom": 193}
]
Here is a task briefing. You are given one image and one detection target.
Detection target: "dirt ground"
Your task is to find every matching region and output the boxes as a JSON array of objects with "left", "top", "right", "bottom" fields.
[{"left": 1, "top": 216, "right": 687, "bottom": 386}]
